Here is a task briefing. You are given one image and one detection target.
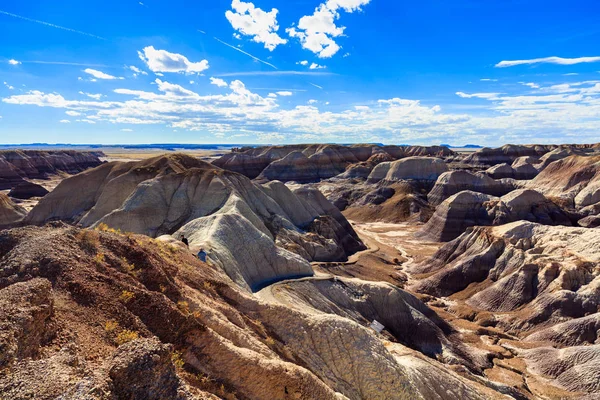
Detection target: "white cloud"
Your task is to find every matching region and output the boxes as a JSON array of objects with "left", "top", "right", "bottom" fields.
[
  {"left": 77, "top": 119, "right": 97, "bottom": 124},
  {"left": 309, "top": 62, "right": 326, "bottom": 69},
  {"left": 276, "top": 91, "right": 293, "bottom": 96},
  {"left": 59, "top": 119, "right": 70, "bottom": 123},
  {"left": 138, "top": 46, "right": 209, "bottom": 74},
  {"left": 287, "top": 0, "right": 371, "bottom": 58},
  {"left": 519, "top": 82, "right": 540, "bottom": 89},
  {"left": 66, "top": 110, "right": 82, "bottom": 116},
  {"left": 268, "top": 93, "right": 277, "bottom": 98},
  {"left": 8, "top": 59, "right": 21, "bottom": 65},
  {"left": 210, "top": 77, "right": 228, "bottom": 87},
  {"left": 225, "top": 0, "right": 287, "bottom": 51},
  {"left": 78, "top": 91, "right": 103, "bottom": 100},
  {"left": 342, "top": 52, "right": 350, "bottom": 57},
  {"left": 3, "top": 82, "right": 14, "bottom": 90},
  {"left": 297, "top": 60, "right": 309, "bottom": 66},
  {"left": 480, "top": 78, "right": 498, "bottom": 82},
  {"left": 233, "top": 33, "right": 242, "bottom": 40},
  {"left": 84, "top": 68, "right": 123, "bottom": 80},
  {"left": 308, "top": 99, "right": 318, "bottom": 104},
  {"left": 496, "top": 56, "right": 600, "bottom": 68},
  {"left": 121, "top": 128, "right": 133, "bottom": 132},
  {"left": 456, "top": 92, "right": 501, "bottom": 100},
  {"left": 189, "top": 80, "right": 195, "bottom": 84},
  {"left": 129, "top": 65, "right": 148, "bottom": 76}
]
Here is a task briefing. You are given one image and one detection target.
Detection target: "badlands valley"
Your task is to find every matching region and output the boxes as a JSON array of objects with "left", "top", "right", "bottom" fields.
[{"left": 1, "top": 143, "right": 600, "bottom": 399}]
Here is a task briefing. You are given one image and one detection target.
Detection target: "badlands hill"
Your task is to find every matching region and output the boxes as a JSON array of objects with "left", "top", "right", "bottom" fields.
[
  {"left": 26, "top": 154, "right": 364, "bottom": 292},
  {"left": 0, "top": 149, "right": 103, "bottom": 190},
  {"left": 3, "top": 141, "right": 600, "bottom": 399},
  {"left": 213, "top": 144, "right": 453, "bottom": 182}
]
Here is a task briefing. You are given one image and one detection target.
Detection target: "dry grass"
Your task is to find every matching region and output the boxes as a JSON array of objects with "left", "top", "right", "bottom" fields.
[
  {"left": 104, "top": 320, "right": 119, "bottom": 333},
  {"left": 76, "top": 229, "right": 99, "bottom": 253},
  {"left": 119, "top": 290, "right": 135, "bottom": 303},
  {"left": 171, "top": 351, "right": 185, "bottom": 369},
  {"left": 115, "top": 329, "right": 139, "bottom": 345}
]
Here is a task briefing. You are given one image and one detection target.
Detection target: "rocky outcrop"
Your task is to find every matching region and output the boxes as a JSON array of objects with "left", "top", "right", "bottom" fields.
[
  {"left": 511, "top": 156, "right": 539, "bottom": 179},
  {"left": 419, "top": 189, "right": 571, "bottom": 241},
  {"left": 8, "top": 181, "right": 49, "bottom": 199},
  {"left": 0, "top": 150, "right": 103, "bottom": 190},
  {"left": 527, "top": 155, "right": 600, "bottom": 206},
  {"left": 0, "top": 193, "right": 26, "bottom": 227},
  {"left": 484, "top": 163, "right": 515, "bottom": 179},
  {"left": 0, "top": 223, "right": 500, "bottom": 400},
  {"left": 464, "top": 144, "right": 555, "bottom": 166},
  {"left": 26, "top": 154, "right": 364, "bottom": 292},
  {"left": 428, "top": 171, "right": 515, "bottom": 206},
  {"left": 109, "top": 338, "right": 194, "bottom": 400},
  {"left": 413, "top": 221, "right": 600, "bottom": 336},
  {"left": 524, "top": 346, "right": 600, "bottom": 393},
  {"left": 368, "top": 157, "right": 448, "bottom": 183}
]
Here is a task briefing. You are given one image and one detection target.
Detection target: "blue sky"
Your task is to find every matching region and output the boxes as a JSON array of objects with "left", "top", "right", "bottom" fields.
[{"left": 1, "top": 0, "right": 599, "bottom": 145}]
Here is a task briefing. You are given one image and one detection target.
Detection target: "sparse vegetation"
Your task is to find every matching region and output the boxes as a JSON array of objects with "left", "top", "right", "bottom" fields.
[
  {"left": 95, "top": 222, "right": 121, "bottom": 234},
  {"left": 94, "top": 252, "right": 106, "bottom": 265},
  {"left": 171, "top": 351, "right": 185, "bottom": 369},
  {"left": 76, "top": 229, "right": 99, "bottom": 252},
  {"left": 203, "top": 281, "right": 214, "bottom": 290},
  {"left": 115, "top": 329, "right": 139, "bottom": 345},
  {"left": 177, "top": 300, "right": 190, "bottom": 314},
  {"left": 119, "top": 290, "right": 135, "bottom": 303},
  {"left": 104, "top": 320, "right": 119, "bottom": 333}
]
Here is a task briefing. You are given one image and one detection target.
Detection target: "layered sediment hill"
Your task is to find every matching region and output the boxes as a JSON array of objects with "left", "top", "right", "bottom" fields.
[
  {"left": 0, "top": 150, "right": 103, "bottom": 190},
  {"left": 419, "top": 189, "right": 570, "bottom": 241},
  {"left": 367, "top": 157, "right": 448, "bottom": 183},
  {"left": 213, "top": 144, "right": 454, "bottom": 182},
  {"left": 428, "top": 171, "right": 515, "bottom": 206},
  {"left": 26, "top": 154, "right": 364, "bottom": 292},
  {"left": 0, "top": 193, "right": 26, "bottom": 227}
]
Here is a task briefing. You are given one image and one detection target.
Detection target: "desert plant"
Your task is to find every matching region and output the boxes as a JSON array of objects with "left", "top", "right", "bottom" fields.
[
  {"left": 94, "top": 252, "right": 106, "bottom": 265},
  {"left": 177, "top": 300, "right": 190, "bottom": 314},
  {"left": 115, "top": 329, "right": 139, "bottom": 345},
  {"left": 119, "top": 290, "right": 135, "bottom": 303},
  {"left": 171, "top": 351, "right": 185, "bottom": 369},
  {"left": 104, "top": 320, "right": 119, "bottom": 332},
  {"left": 76, "top": 229, "right": 99, "bottom": 252}
]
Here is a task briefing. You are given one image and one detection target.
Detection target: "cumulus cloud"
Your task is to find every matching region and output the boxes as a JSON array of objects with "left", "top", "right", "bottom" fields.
[
  {"left": 8, "top": 59, "right": 21, "bottom": 65},
  {"left": 210, "top": 77, "right": 229, "bottom": 87},
  {"left": 59, "top": 119, "right": 70, "bottom": 123},
  {"left": 138, "top": 46, "right": 209, "bottom": 74},
  {"left": 3, "top": 82, "right": 14, "bottom": 90},
  {"left": 496, "top": 56, "right": 600, "bottom": 68},
  {"left": 225, "top": 0, "right": 287, "bottom": 51},
  {"left": 287, "top": 0, "right": 370, "bottom": 58},
  {"left": 6, "top": 74, "right": 600, "bottom": 145},
  {"left": 65, "top": 110, "right": 81, "bottom": 116},
  {"left": 297, "top": 60, "right": 309, "bottom": 66},
  {"left": 84, "top": 68, "right": 123, "bottom": 80},
  {"left": 309, "top": 63, "right": 326, "bottom": 69},
  {"left": 276, "top": 91, "right": 293, "bottom": 96}
]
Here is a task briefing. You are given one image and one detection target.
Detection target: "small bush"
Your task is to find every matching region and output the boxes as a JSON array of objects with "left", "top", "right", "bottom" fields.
[
  {"left": 94, "top": 252, "right": 106, "bottom": 265},
  {"left": 76, "top": 229, "right": 99, "bottom": 252},
  {"left": 177, "top": 301, "right": 190, "bottom": 314},
  {"left": 171, "top": 351, "right": 185, "bottom": 368},
  {"left": 119, "top": 290, "right": 135, "bottom": 303},
  {"left": 115, "top": 329, "right": 139, "bottom": 345},
  {"left": 203, "top": 281, "right": 214, "bottom": 291},
  {"left": 264, "top": 336, "right": 275, "bottom": 346},
  {"left": 104, "top": 320, "right": 119, "bottom": 332}
]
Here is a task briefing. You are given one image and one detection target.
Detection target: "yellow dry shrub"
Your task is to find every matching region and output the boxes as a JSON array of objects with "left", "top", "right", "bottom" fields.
[
  {"left": 119, "top": 290, "right": 135, "bottom": 303},
  {"left": 115, "top": 329, "right": 139, "bottom": 345}
]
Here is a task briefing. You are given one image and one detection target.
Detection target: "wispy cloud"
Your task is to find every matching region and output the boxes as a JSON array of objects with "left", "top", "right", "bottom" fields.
[
  {"left": 21, "top": 60, "right": 112, "bottom": 67},
  {"left": 309, "top": 82, "right": 323, "bottom": 89},
  {"left": 496, "top": 56, "right": 600, "bottom": 68},
  {"left": 213, "top": 36, "right": 278, "bottom": 69},
  {"left": 0, "top": 9, "right": 106, "bottom": 40},
  {"left": 215, "top": 71, "right": 333, "bottom": 77},
  {"left": 84, "top": 68, "right": 123, "bottom": 80}
]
